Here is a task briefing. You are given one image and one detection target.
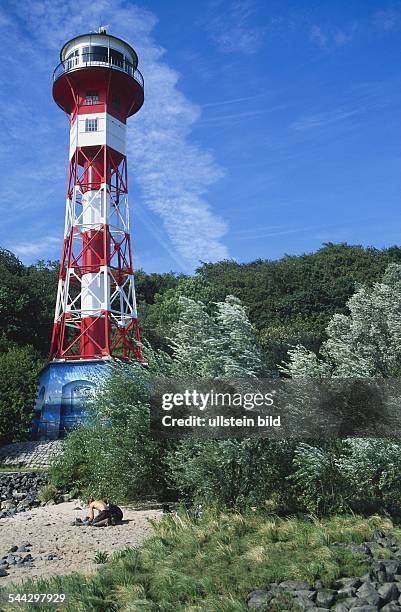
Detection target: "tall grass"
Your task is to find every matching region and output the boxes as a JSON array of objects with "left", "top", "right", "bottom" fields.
[{"left": 1, "top": 512, "right": 398, "bottom": 611}]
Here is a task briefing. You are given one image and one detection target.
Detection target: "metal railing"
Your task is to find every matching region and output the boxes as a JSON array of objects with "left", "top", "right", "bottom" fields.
[{"left": 53, "top": 53, "right": 144, "bottom": 89}]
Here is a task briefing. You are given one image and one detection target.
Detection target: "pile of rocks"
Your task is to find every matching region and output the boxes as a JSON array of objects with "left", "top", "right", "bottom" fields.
[
  {"left": 0, "top": 544, "right": 34, "bottom": 577},
  {"left": 0, "top": 472, "right": 47, "bottom": 518},
  {"left": 247, "top": 530, "right": 401, "bottom": 611}
]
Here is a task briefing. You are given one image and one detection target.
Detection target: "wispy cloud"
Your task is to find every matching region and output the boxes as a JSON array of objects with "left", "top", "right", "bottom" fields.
[
  {"left": 371, "top": 7, "right": 401, "bottom": 32},
  {"left": 202, "top": 0, "right": 264, "bottom": 56},
  {"left": 309, "top": 24, "right": 355, "bottom": 50},
  {"left": 11, "top": 236, "right": 60, "bottom": 258},
  {"left": 309, "top": 6, "right": 401, "bottom": 51},
  {"left": 2, "top": 0, "right": 229, "bottom": 271},
  {"left": 290, "top": 108, "right": 362, "bottom": 132}
]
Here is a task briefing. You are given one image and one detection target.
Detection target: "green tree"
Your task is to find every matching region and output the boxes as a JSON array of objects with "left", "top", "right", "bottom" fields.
[
  {"left": 281, "top": 264, "right": 401, "bottom": 378},
  {"left": 0, "top": 346, "right": 44, "bottom": 444}
]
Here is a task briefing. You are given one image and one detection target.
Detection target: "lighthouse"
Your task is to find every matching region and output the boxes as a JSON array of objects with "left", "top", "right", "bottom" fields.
[{"left": 34, "top": 29, "right": 144, "bottom": 438}]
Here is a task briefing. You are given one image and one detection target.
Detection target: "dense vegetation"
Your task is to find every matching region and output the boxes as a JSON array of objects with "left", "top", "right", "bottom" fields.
[
  {"left": 49, "top": 265, "right": 401, "bottom": 517},
  {"left": 3, "top": 513, "right": 398, "bottom": 611}
]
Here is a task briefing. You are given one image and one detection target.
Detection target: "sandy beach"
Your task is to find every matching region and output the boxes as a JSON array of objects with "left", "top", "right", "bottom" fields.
[{"left": 0, "top": 502, "right": 162, "bottom": 586}]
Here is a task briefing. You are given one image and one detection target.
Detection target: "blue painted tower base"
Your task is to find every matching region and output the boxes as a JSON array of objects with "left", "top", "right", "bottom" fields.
[{"left": 32, "top": 360, "right": 110, "bottom": 440}]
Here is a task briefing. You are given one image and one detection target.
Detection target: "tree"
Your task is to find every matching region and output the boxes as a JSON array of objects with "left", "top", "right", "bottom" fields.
[
  {"left": 0, "top": 346, "right": 44, "bottom": 444},
  {"left": 281, "top": 264, "right": 401, "bottom": 378}
]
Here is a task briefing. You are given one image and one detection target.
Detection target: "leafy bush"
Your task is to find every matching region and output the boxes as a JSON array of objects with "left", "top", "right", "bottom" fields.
[
  {"left": 0, "top": 345, "right": 44, "bottom": 444},
  {"left": 37, "top": 483, "right": 58, "bottom": 504},
  {"left": 167, "top": 439, "right": 296, "bottom": 510},
  {"left": 339, "top": 439, "right": 401, "bottom": 514},
  {"left": 50, "top": 363, "right": 168, "bottom": 502},
  {"left": 289, "top": 443, "right": 350, "bottom": 515}
]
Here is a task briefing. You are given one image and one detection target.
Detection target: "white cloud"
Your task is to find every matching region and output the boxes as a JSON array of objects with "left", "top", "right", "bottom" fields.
[
  {"left": 290, "top": 108, "right": 361, "bottom": 132},
  {"left": 5, "top": 0, "right": 229, "bottom": 271},
  {"left": 202, "top": 0, "right": 263, "bottom": 56},
  {"left": 371, "top": 8, "right": 401, "bottom": 32},
  {"left": 11, "top": 236, "right": 60, "bottom": 258}
]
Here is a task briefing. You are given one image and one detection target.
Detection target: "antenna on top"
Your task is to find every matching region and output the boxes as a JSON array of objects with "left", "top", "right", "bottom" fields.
[{"left": 98, "top": 25, "right": 108, "bottom": 34}]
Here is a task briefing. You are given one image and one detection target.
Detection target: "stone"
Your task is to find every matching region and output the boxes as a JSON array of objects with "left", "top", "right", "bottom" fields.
[
  {"left": 356, "top": 582, "right": 381, "bottom": 606},
  {"left": 293, "top": 590, "right": 316, "bottom": 601},
  {"left": 8, "top": 545, "right": 18, "bottom": 553},
  {"left": 334, "top": 578, "right": 361, "bottom": 590},
  {"left": 332, "top": 605, "right": 350, "bottom": 612},
  {"left": 279, "top": 580, "right": 311, "bottom": 591},
  {"left": 381, "top": 604, "right": 401, "bottom": 612},
  {"left": 0, "top": 568, "right": 8, "bottom": 577},
  {"left": 246, "top": 590, "right": 272, "bottom": 609},
  {"left": 378, "top": 583, "right": 399, "bottom": 603},
  {"left": 348, "top": 607, "right": 379, "bottom": 612},
  {"left": 17, "top": 544, "right": 27, "bottom": 552},
  {"left": 315, "top": 589, "right": 336, "bottom": 608},
  {"left": 376, "top": 571, "right": 387, "bottom": 583},
  {"left": 338, "top": 587, "right": 357, "bottom": 598}
]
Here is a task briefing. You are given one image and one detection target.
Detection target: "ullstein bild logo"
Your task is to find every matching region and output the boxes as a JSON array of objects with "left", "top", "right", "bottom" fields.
[{"left": 161, "top": 414, "right": 281, "bottom": 428}]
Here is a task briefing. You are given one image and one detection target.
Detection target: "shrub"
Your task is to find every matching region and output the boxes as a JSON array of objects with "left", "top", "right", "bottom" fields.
[
  {"left": 50, "top": 363, "right": 168, "bottom": 502},
  {"left": 166, "top": 438, "right": 296, "bottom": 510},
  {"left": 289, "top": 442, "right": 350, "bottom": 515},
  {"left": 38, "top": 483, "right": 58, "bottom": 504},
  {"left": 0, "top": 346, "right": 44, "bottom": 444},
  {"left": 339, "top": 439, "right": 401, "bottom": 514}
]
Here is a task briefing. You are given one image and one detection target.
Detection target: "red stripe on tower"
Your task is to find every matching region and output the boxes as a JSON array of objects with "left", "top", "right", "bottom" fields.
[{"left": 50, "top": 29, "right": 144, "bottom": 362}]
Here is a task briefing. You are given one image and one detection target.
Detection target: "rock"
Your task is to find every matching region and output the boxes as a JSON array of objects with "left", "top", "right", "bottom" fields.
[
  {"left": 2, "top": 501, "right": 15, "bottom": 510},
  {"left": 279, "top": 580, "right": 311, "bottom": 591},
  {"left": 334, "top": 578, "right": 361, "bottom": 590},
  {"left": 338, "top": 586, "right": 357, "bottom": 598},
  {"left": 246, "top": 590, "right": 272, "bottom": 609},
  {"left": 332, "top": 605, "right": 349, "bottom": 612},
  {"left": 376, "top": 571, "right": 387, "bottom": 583},
  {"left": 8, "top": 545, "right": 18, "bottom": 553},
  {"left": 293, "top": 590, "right": 316, "bottom": 601},
  {"left": 0, "top": 568, "right": 8, "bottom": 577},
  {"left": 378, "top": 583, "right": 399, "bottom": 603},
  {"left": 348, "top": 607, "right": 380, "bottom": 612},
  {"left": 381, "top": 604, "right": 401, "bottom": 612},
  {"left": 315, "top": 589, "right": 336, "bottom": 608},
  {"left": 356, "top": 582, "right": 381, "bottom": 606},
  {"left": 17, "top": 544, "right": 27, "bottom": 552},
  {"left": 6, "top": 554, "right": 15, "bottom": 565}
]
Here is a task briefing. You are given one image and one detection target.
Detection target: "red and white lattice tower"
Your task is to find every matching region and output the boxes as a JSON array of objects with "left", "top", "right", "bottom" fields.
[{"left": 50, "top": 29, "right": 144, "bottom": 362}]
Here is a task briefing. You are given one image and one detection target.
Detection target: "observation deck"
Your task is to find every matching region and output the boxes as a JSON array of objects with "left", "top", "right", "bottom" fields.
[{"left": 52, "top": 31, "right": 144, "bottom": 117}]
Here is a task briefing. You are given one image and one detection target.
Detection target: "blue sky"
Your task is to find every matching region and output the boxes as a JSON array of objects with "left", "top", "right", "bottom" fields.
[{"left": 0, "top": 0, "right": 400, "bottom": 273}]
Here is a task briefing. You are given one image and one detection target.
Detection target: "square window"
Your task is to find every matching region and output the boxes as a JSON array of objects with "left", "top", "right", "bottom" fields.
[
  {"left": 85, "top": 118, "right": 98, "bottom": 132},
  {"left": 85, "top": 91, "right": 99, "bottom": 105}
]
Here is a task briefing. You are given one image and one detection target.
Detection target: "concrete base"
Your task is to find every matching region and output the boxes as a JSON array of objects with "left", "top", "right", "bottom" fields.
[{"left": 32, "top": 360, "right": 109, "bottom": 440}]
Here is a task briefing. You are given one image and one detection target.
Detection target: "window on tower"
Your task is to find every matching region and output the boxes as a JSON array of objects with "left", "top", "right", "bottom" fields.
[
  {"left": 85, "top": 118, "right": 98, "bottom": 132},
  {"left": 85, "top": 91, "right": 99, "bottom": 105}
]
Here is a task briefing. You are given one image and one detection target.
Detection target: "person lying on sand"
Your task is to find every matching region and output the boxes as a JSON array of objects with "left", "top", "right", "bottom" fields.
[{"left": 86, "top": 499, "right": 123, "bottom": 527}]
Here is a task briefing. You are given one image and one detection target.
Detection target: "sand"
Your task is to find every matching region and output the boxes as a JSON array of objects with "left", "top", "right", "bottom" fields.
[{"left": 0, "top": 502, "right": 162, "bottom": 586}]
